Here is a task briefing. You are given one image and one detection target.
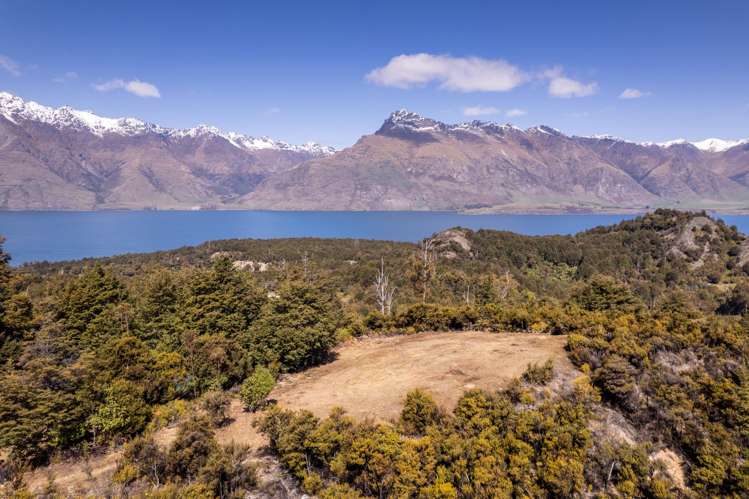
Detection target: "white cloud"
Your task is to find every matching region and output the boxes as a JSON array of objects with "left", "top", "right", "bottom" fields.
[
  {"left": 264, "top": 106, "right": 281, "bottom": 115},
  {"left": 0, "top": 54, "right": 21, "bottom": 76},
  {"left": 367, "top": 53, "right": 527, "bottom": 93},
  {"left": 94, "top": 78, "right": 161, "bottom": 98},
  {"left": 53, "top": 71, "right": 78, "bottom": 83},
  {"left": 505, "top": 108, "right": 527, "bottom": 117},
  {"left": 619, "top": 88, "right": 650, "bottom": 99},
  {"left": 543, "top": 67, "right": 597, "bottom": 98},
  {"left": 463, "top": 105, "right": 500, "bottom": 117}
]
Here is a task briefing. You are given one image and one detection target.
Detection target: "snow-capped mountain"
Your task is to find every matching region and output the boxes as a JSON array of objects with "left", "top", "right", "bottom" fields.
[
  {"left": 577, "top": 131, "right": 749, "bottom": 153},
  {"left": 1, "top": 99, "right": 748, "bottom": 211},
  {"left": 0, "top": 91, "right": 333, "bottom": 154},
  {"left": 691, "top": 138, "right": 749, "bottom": 152},
  {"left": 240, "top": 109, "right": 749, "bottom": 211},
  {"left": 384, "top": 109, "right": 748, "bottom": 154},
  {"left": 0, "top": 92, "right": 333, "bottom": 210}
]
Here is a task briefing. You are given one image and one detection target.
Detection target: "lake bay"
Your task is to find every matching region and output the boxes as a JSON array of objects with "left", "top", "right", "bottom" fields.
[{"left": 1, "top": 211, "right": 748, "bottom": 265}]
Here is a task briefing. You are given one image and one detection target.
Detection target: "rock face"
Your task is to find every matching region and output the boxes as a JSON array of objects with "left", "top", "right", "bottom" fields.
[
  {"left": 243, "top": 110, "right": 749, "bottom": 211},
  {"left": 2, "top": 93, "right": 749, "bottom": 211}
]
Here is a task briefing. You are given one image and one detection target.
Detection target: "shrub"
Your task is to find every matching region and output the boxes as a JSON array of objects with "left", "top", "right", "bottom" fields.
[
  {"left": 200, "top": 391, "right": 231, "bottom": 427},
  {"left": 120, "top": 435, "right": 166, "bottom": 486},
  {"left": 240, "top": 367, "right": 276, "bottom": 412},
  {"left": 166, "top": 416, "right": 218, "bottom": 481},
  {"left": 319, "top": 482, "right": 366, "bottom": 498},
  {"left": 198, "top": 443, "right": 257, "bottom": 498},
  {"left": 399, "top": 389, "right": 442, "bottom": 435},
  {"left": 718, "top": 280, "right": 749, "bottom": 315},
  {"left": 147, "top": 399, "right": 190, "bottom": 432},
  {"left": 521, "top": 359, "right": 555, "bottom": 385},
  {"left": 146, "top": 482, "right": 215, "bottom": 498}
]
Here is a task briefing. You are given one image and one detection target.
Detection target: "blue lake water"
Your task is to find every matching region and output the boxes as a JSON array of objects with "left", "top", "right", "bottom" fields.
[{"left": 0, "top": 211, "right": 747, "bottom": 266}]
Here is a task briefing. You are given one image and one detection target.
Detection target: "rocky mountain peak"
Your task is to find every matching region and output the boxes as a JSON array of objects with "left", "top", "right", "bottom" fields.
[
  {"left": 378, "top": 110, "right": 532, "bottom": 141},
  {"left": 528, "top": 125, "right": 563, "bottom": 136},
  {"left": 380, "top": 109, "right": 445, "bottom": 132}
]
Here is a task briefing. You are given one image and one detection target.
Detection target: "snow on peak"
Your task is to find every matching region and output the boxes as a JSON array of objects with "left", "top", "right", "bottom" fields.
[
  {"left": 528, "top": 125, "right": 562, "bottom": 136},
  {"left": 389, "top": 109, "right": 423, "bottom": 121},
  {"left": 385, "top": 110, "right": 530, "bottom": 137},
  {"left": 656, "top": 138, "right": 688, "bottom": 148},
  {"left": 167, "top": 126, "right": 335, "bottom": 154},
  {"left": 0, "top": 91, "right": 334, "bottom": 154},
  {"left": 0, "top": 91, "right": 157, "bottom": 136},
  {"left": 691, "top": 137, "right": 748, "bottom": 152},
  {"left": 587, "top": 133, "right": 627, "bottom": 141}
]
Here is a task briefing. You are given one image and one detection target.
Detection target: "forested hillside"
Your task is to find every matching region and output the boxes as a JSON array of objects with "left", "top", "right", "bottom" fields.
[{"left": 1, "top": 209, "right": 748, "bottom": 497}]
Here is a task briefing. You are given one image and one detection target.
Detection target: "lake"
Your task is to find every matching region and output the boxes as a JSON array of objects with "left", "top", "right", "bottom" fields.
[{"left": 1, "top": 211, "right": 748, "bottom": 266}]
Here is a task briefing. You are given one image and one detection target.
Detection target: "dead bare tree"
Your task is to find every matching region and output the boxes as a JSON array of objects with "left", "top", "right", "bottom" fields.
[
  {"left": 374, "top": 257, "right": 396, "bottom": 315},
  {"left": 464, "top": 283, "right": 472, "bottom": 305},
  {"left": 418, "top": 239, "right": 436, "bottom": 303},
  {"left": 496, "top": 270, "right": 517, "bottom": 301},
  {"left": 301, "top": 251, "right": 310, "bottom": 279}
]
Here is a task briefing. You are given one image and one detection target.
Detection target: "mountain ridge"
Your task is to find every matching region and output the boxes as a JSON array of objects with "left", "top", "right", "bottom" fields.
[
  {"left": 0, "top": 91, "right": 334, "bottom": 155},
  {"left": 1, "top": 92, "right": 748, "bottom": 212},
  {"left": 241, "top": 109, "right": 749, "bottom": 212}
]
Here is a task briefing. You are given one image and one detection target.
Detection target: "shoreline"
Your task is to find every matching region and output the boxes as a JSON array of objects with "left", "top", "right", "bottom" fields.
[{"left": 1, "top": 207, "right": 747, "bottom": 215}]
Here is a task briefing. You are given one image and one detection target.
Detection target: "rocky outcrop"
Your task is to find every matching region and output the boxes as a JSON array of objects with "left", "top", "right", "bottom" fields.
[{"left": 428, "top": 228, "right": 473, "bottom": 259}]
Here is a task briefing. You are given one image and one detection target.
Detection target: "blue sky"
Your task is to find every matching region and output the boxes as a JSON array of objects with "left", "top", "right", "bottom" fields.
[{"left": 0, "top": 0, "right": 747, "bottom": 148}]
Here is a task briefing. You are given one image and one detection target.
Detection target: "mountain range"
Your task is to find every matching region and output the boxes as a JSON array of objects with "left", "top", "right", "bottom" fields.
[{"left": 1, "top": 92, "right": 748, "bottom": 212}]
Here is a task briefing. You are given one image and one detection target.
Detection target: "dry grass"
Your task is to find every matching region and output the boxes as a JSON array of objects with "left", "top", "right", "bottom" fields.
[{"left": 274, "top": 331, "right": 572, "bottom": 421}]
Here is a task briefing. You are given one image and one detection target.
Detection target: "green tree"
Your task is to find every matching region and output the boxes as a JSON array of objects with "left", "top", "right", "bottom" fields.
[
  {"left": 0, "top": 361, "right": 89, "bottom": 464},
  {"left": 240, "top": 366, "right": 276, "bottom": 411},
  {"left": 180, "top": 258, "right": 265, "bottom": 339},
  {"left": 0, "top": 239, "right": 33, "bottom": 367},
  {"left": 56, "top": 265, "right": 128, "bottom": 351},
  {"left": 200, "top": 390, "right": 231, "bottom": 427},
  {"left": 87, "top": 378, "right": 151, "bottom": 443},
  {"left": 573, "top": 275, "right": 641, "bottom": 313},
  {"left": 137, "top": 270, "right": 181, "bottom": 348},
  {"left": 247, "top": 280, "right": 339, "bottom": 371},
  {"left": 198, "top": 442, "right": 257, "bottom": 498},
  {"left": 181, "top": 331, "right": 247, "bottom": 395},
  {"left": 120, "top": 434, "right": 167, "bottom": 486}
]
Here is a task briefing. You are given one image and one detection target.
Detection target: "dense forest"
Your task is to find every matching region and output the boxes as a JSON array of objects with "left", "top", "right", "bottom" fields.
[{"left": 1, "top": 209, "right": 748, "bottom": 498}]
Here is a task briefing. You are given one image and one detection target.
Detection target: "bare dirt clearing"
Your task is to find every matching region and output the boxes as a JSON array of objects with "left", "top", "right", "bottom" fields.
[
  {"left": 274, "top": 331, "right": 573, "bottom": 421},
  {"left": 24, "top": 331, "right": 572, "bottom": 495}
]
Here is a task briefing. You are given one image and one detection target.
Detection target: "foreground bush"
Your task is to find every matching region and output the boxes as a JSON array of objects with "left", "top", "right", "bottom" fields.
[
  {"left": 398, "top": 389, "right": 442, "bottom": 435},
  {"left": 259, "top": 382, "right": 676, "bottom": 498},
  {"left": 116, "top": 417, "right": 256, "bottom": 497},
  {"left": 200, "top": 390, "right": 231, "bottom": 427},
  {"left": 521, "top": 359, "right": 555, "bottom": 385},
  {"left": 240, "top": 366, "right": 276, "bottom": 412}
]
